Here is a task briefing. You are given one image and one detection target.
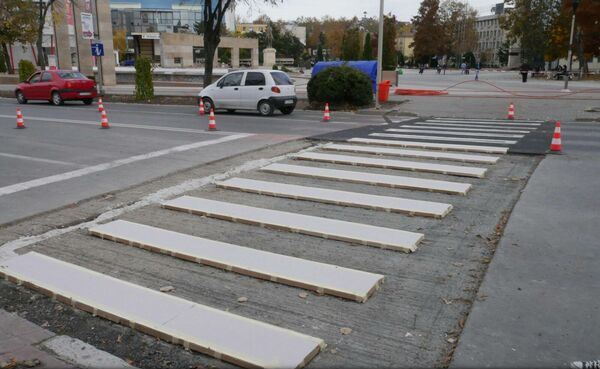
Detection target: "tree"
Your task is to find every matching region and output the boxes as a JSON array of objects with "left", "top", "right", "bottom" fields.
[
  {"left": 411, "top": 0, "right": 445, "bottom": 63},
  {"left": 362, "top": 32, "right": 373, "bottom": 60},
  {"left": 113, "top": 28, "right": 127, "bottom": 62},
  {"left": 341, "top": 27, "right": 361, "bottom": 60},
  {"left": 0, "top": 0, "right": 38, "bottom": 73},
  {"left": 439, "top": 0, "right": 478, "bottom": 64},
  {"left": 34, "top": 0, "right": 60, "bottom": 69},
  {"left": 316, "top": 31, "right": 326, "bottom": 61},
  {"left": 382, "top": 15, "right": 398, "bottom": 69},
  {"left": 500, "top": 0, "right": 559, "bottom": 68},
  {"left": 497, "top": 40, "right": 510, "bottom": 66}
]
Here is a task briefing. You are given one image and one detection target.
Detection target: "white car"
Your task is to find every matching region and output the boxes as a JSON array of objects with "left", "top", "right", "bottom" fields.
[{"left": 198, "top": 69, "right": 297, "bottom": 116}]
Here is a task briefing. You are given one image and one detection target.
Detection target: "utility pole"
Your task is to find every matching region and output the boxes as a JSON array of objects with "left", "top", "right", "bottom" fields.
[
  {"left": 563, "top": 0, "right": 579, "bottom": 91},
  {"left": 93, "top": 0, "right": 104, "bottom": 95},
  {"left": 375, "top": 0, "right": 384, "bottom": 109}
]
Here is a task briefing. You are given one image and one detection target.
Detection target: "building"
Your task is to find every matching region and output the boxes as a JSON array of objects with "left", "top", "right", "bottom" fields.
[
  {"left": 475, "top": 3, "right": 519, "bottom": 68},
  {"left": 284, "top": 24, "right": 306, "bottom": 45},
  {"left": 235, "top": 23, "right": 268, "bottom": 34},
  {"left": 395, "top": 31, "right": 414, "bottom": 59}
]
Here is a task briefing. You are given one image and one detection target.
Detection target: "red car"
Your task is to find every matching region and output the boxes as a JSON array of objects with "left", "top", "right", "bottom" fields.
[{"left": 15, "top": 70, "right": 97, "bottom": 106}]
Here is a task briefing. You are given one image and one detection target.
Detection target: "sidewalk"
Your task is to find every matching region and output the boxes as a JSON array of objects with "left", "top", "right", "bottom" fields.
[{"left": 452, "top": 122, "right": 600, "bottom": 368}]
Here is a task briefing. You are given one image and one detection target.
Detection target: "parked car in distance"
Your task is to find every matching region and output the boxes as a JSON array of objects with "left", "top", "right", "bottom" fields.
[
  {"left": 198, "top": 69, "right": 297, "bottom": 116},
  {"left": 15, "top": 70, "right": 97, "bottom": 106}
]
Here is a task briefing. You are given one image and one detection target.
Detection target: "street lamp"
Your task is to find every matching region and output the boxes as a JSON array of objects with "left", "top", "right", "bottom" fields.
[
  {"left": 563, "top": 0, "right": 580, "bottom": 91},
  {"left": 376, "top": 0, "right": 384, "bottom": 109}
]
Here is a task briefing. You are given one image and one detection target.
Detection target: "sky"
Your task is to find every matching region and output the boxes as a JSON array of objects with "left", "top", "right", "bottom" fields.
[{"left": 235, "top": 0, "right": 500, "bottom": 23}]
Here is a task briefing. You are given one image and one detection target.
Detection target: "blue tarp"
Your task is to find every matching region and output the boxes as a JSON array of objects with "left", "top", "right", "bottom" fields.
[{"left": 311, "top": 61, "right": 378, "bottom": 91}]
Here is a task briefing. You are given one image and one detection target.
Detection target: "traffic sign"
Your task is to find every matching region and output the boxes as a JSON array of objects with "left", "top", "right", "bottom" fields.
[{"left": 91, "top": 42, "right": 104, "bottom": 57}]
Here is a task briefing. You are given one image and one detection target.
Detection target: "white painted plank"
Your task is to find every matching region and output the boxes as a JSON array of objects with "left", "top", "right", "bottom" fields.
[
  {"left": 293, "top": 152, "right": 487, "bottom": 178},
  {"left": 217, "top": 177, "right": 452, "bottom": 218},
  {"left": 348, "top": 137, "right": 509, "bottom": 154},
  {"left": 403, "top": 124, "right": 531, "bottom": 134},
  {"left": 163, "top": 196, "right": 424, "bottom": 253},
  {"left": 0, "top": 252, "right": 325, "bottom": 369},
  {"left": 418, "top": 122, "right": 538, "bottom": 130},
  {"left": 261, "top": 163, "right": 472, "bottom": 195},
  {"left": 90, "top": 220, "right": 384, "bottom": 302},
  {"left": 370, "top": 133, "right": 517, "bottom": 145},
  {"left": 432, "top": 117, "right": 543, "bottom": 123},
  {"left": 426, "top": 119, "right": 541, "bottom": 127},
  {"left": 386, "top": 128, "right": 524, "bottom": 139},
  {"left": 323, "top": 143, "right": 499, "bottom": 164}
]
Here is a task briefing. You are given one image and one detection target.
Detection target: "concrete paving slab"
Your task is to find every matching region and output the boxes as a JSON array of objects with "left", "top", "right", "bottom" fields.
[
  {"left": 40, "top": 335, "right": 134, "bottom": 369},
  {"left": 90, "top": 220, "right": 385, "bottom": 302},
  {"left": 162, "top": 196, "right": 424, "bottom": 252},
  {"left": 0, "top": 252, "right": 325, "bottom": 369},
  {"left": 348, "top": 138, "right": 509, "bottom": 154},
  {"left": 261, "top": 163, "right": 472, "bottom": 195},
  {"left": 323, "top": 143, "right": 499, "bottom": 164},
  {"left": 386, "top": 128, "right": 524, "bottom": 139},
  {"left": 414, "top": 123, "right": 533, "bottom": 133},
  {"left": 294, "top": 152, "right": 488, "bottom": 178},
  {"left": 431, "top": 117, "right": 544, "bottom": 123},
  {"left": 371, "top": 133, "right": 518, "bottom": 145},
  {"left": 217, "top": 177, "right": 453, "bottom": 218}
]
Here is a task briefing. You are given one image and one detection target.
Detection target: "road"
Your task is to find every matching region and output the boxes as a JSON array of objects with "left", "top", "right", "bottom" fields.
[{"left": 0, "top": 97, "right": 384, "bottom": 225}]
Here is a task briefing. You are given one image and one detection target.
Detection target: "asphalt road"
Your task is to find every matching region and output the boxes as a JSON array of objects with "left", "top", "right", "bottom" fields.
[{"left": 0, "top": 97, "right": 384, "bottom": 225}]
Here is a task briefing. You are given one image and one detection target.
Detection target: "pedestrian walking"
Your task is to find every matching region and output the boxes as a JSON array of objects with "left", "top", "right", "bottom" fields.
[
  {"left": 520, "top": 63, "right": 530, "bottom": 83},
  {"left": 460, "top": 62, "right": 466, "bottom": 74},
  {"left": 443, "top": 63, "right": 447, "bottom": 75},
  {"left": 475, "top": 63, "right": 480, "bottom": 81}
]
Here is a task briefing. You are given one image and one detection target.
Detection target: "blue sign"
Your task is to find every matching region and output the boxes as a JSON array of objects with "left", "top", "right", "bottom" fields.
[{"left": 91, "top": 43, "right": 104, "bottom": 57}]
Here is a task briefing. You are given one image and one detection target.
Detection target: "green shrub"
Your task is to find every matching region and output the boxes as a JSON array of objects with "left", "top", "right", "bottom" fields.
[
  {"left": 18, "top": 60, "right": 35, "bottom": 82},
  {"left": 272, "top": 64, "right": 279, "bottom": 70},
  {"left": 134, "top": 57, "right": 154, "bottom": 101},
  {"left": 307, "top": 65, "right": 373, "bottom": 107}
]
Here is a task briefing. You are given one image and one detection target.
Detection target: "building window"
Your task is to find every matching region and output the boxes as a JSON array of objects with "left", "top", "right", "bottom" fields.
[{"left": 174, "top": 57, "right": 182, "bottom": 64}]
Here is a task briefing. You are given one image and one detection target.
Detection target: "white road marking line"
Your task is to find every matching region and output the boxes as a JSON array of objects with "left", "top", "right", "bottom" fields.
[
  {"left": 0, "top": 134, "right": 251, "bottom": 197},
  {"left": 0, "top": 152, "right": 81, "bottom": 166},
  {"left": 417, "top": 121, "right": 538, "bottom": 130},
  {"left": 427, "top": 119, "right": 541, "bottom": 127},
  {"left": 0, "top": 114, "right": 234, "bottom": 135},
  {"left": 0, "top": 144, "right": 324, "bottom": 261},
  {"left": 370, "top": 133, "right": 518, "bottom": 145},
  {"left": 386, "top": 128, "right": 524, "bottom": 138},
  {"left": 348, "top": 137, "right": 509, "bottom": 154},
  {"left": 433, "top": 117, "right": 544, "bottom": 123},
  {"left": 403, "top": 124, "right": 530, "bottom": 133}
]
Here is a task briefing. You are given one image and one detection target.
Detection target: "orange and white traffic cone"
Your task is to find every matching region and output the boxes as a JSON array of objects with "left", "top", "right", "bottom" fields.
[
  {"left": 550, "top": 121, "right": 562, "bottom": 152},
  {"left": 322, "top": 103, "right": 331, "bottom": 122},
  {"left": 16, "top": 108, "right": 25, "bottom": 129},
  {"left": 98, "top": 97, "right": 104, "bottom": 112},
  {"left": 100, "top": 109, "right": 110, "bottom": 129},
  {"left": 507, "top": 103, "right": 515, "bottom": 120},
  {"left": 198, "top": 100, "right": 205, "bottom": 116},
  {"left": 208, "top": 109, "right": 217, "bottom": 131}
]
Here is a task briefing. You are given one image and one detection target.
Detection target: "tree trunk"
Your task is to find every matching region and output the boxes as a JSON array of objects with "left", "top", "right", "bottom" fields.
[
  {"left": 203, "top": 33, "right": 219, "bottom": 87},
  {"left": 1, "top": 43, "right": 14, "bottom": 74},
  {"left": 576, "top": 29, "right": 588, "bottom": 75}
]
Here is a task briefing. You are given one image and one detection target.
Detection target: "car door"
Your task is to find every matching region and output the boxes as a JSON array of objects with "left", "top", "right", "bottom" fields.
[
  {"left": 240, "top": 71, "right": 268, "bottom": 110},
  {"left": 211, "top": 72, "right": 243, "bottom": 109},
  {"left": 23, "top": 73, "right": 42, "bottom": 99},
  {"left": 38, "top": 72, "right": 54, "bottom": 100}
]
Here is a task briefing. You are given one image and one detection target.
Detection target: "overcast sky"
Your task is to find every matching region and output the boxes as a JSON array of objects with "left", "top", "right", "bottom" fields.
[{"left": 235, "top": 0, "right": 499, "bottom": 23}]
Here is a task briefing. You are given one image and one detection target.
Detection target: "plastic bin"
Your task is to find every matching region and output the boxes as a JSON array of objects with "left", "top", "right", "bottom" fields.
[{"left": 378, "top": 80, "right": 392, "bottom": 103}]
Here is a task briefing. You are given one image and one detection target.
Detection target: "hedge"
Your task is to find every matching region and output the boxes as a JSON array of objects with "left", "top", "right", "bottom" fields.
[
  {"left": 18, "top": 60, "right": 35, "bottom": 82},
  {"left": 307, "top": 65, "right": 373, "bottom": 107},
  {"left": 134, "top": 57, "right": 154, "bottom": 101}
]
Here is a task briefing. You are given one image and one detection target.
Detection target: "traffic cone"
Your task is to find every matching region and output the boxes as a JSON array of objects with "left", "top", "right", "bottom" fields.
[
  {"left": 198, "top": 100, "right": 205, "bottom": 116},
  {"left": 98, "top": 97, "right": 104, "bottom": 112},
  {"left": 550, "top": 121, "right": 562, "bottom": 152},
  {"left": 208, "top": 109, "right": 217, "bottom": 131},
  {"left": 507, "top": 103, "right": 515, "bottom": 120},
  {"left": 322, "top": 103, "right": 331, "bottom": 122},
  {"left": 16, "top": 108, "right": 25, "bottom": 129},
  {"left": 100, "top": 109, "right": 110, "bottom": 129}
]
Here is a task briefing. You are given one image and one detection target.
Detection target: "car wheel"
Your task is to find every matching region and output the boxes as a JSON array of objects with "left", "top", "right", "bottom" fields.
[
  {"left": 280, "top": 106, "right": 294, "bottom": 115},
  {"left": 82, "top": 98, "right": 93, "bottom": 105},
  {"left": 258, "top": 100, "right": 274, "bottom": 116},
  {"left": 15, "top": 90, "right": 27, "bottom": 104},
  {"left": 202, "top": 98, "right": 214, "bottom": 113},
  {"left": 51, "top": 91, "right": 63, "bottom": 106},
  {"left": 227, "top": 109, "right": 236, "bottom": 113}
]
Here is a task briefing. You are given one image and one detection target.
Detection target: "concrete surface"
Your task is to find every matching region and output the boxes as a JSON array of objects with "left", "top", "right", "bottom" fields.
[
  {"left": 452, "top": 122, "right": 600, "bottom": 368},
  {"left": 41, "top": 335, "right": 134, "bottom": 369}
]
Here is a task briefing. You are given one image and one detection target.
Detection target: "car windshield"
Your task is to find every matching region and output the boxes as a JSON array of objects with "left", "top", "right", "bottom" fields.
[
  {"left": 270, "top": 72, "right": 293, "bottom": 85},
  {"left": 57, "top": 72, "right": 87, "bottom": 79}
]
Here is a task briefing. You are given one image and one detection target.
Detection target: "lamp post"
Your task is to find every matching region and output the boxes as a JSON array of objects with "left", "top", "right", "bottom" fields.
[
  {"left": 563, "top": 0, "right": 580, "bottom": 91},
  {"left": 376, "top": 0, "right": 384, "bottom": 109}
]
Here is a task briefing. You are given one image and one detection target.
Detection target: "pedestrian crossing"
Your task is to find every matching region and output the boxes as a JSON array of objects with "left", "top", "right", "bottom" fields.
[{"left": 1, "top": 116, "right": 544, "bottom": 368}]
